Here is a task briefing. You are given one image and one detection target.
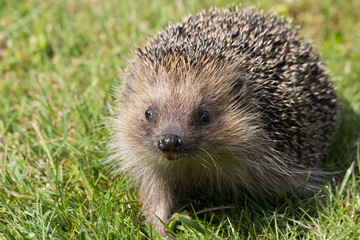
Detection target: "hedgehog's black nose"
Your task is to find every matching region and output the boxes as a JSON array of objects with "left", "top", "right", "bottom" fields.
[{"left": 158, "top": 134, "right": 182, "bottom": 152}]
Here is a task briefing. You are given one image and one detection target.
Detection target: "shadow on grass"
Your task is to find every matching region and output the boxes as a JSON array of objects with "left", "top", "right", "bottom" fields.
[{"left": 326, "top": 98, "right": 360, "bottom": 172}]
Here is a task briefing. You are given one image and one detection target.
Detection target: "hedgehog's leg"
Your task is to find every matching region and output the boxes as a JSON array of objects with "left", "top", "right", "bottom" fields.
[{"left": 141, "top": 182, "right": 175, "bottom": 235}]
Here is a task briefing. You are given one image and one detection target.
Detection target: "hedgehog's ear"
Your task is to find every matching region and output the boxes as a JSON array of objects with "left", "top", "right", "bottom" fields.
[{"left": 230, "top": 79, "right": 248, "bottom": 106}]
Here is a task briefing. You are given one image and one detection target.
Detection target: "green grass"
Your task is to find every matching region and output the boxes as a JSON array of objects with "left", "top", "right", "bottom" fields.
[{"left": 0, "top": 0, "right": 359, "bottom": 239}]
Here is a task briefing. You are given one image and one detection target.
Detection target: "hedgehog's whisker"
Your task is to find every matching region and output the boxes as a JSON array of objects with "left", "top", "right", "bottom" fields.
[
  {"left": 198, "top": 147, "right": 223, "bottom": 176},
  {"left": 192, "top": 152, "right": 212, "bottom": 171}
]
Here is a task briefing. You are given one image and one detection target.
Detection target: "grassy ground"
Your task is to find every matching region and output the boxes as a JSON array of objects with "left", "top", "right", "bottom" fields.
[{"left": 0, "top": 0, "right": 359, "bottom": 239}]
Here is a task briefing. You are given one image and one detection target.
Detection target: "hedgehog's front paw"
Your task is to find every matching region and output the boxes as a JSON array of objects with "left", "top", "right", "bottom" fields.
[
  {"left": 142, "top": 188, "right": 175, "bottom": 236},
  {"left": 149, "top": 215, "right": 167, "bottom": 236}
]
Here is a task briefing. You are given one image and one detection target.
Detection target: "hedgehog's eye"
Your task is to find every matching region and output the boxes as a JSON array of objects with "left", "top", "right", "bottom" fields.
[
  {"left": 199, "top": 111, "right": 210, "bottom": 124},
  {"left": 145, "top": 107, "right": 153, "bottom": 119}
]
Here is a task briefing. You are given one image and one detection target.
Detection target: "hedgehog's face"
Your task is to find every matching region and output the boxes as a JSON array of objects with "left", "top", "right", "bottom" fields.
[
  {"left": 134, "top": 75, "right": 226, "bottom": 162},
  {"left": 144, "top": 107, "right": 212, "bottom": 160},
  {"left": 113, "top": 60, "right": 258, "bottom": 170},
  {"left": 140, "top": 95, "right": 218, "bottom": 161},
  {"left": 116, "top": 64, "right": 243, "bottom": 166}
]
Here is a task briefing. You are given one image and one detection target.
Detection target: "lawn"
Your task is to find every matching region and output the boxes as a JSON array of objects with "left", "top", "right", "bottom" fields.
[{"left": 0, "top": 0, "right": 359, "bottom": 239}]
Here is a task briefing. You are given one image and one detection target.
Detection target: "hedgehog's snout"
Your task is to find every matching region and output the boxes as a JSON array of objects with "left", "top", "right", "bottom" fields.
[
  {"left": 158, "top": 134, "right": 182, "bottom": 152},
  {"left": 158, "top": 134, "right": 182, "bottom": 160}
]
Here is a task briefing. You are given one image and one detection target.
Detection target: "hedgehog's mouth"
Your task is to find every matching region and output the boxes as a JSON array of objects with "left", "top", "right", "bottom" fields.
[{"left": 165, "top": 152, "right": 179, "bottom": 161}]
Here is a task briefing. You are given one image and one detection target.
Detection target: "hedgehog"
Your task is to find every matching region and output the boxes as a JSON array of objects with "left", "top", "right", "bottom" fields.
[{"left": 107, "top": 7, "right": 338, "bottom": 235}]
